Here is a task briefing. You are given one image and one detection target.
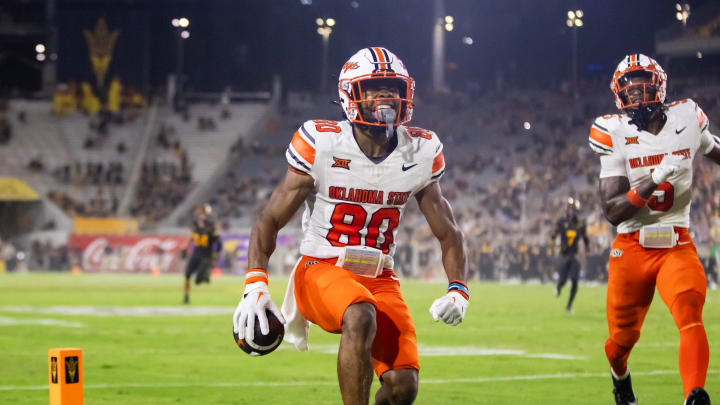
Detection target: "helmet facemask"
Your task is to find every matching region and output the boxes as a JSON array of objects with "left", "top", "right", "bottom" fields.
[
  {"left": 613, "top": 70, "right": 662, "bottom": 110},
  {"left": 339, "top": 73, "right": 415, "bottom": 129},
  {"left": 612, "top": 69, "right": 665, "bottom": 131},
  {"left": 610, "top": 54, "right": 667, "bottom": 132}
]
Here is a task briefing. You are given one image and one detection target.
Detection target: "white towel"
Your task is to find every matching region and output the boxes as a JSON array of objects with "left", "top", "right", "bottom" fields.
[{"left": 281, "top": 258, "right": 310, "bottom": 351}]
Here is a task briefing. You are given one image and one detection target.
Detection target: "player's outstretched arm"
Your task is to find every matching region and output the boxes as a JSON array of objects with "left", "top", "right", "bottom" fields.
[
  {"left": 233, "top": 168, "right": 314, "bottom": 342},
  {"left": 415, "top": 182, "right": 469, "bottom": 326},
  {"left": 704, "top": 138, "right": 720, "bottom": 166},
  {"left": 247, "top": 168, "right": 315, "bottom": 269}
]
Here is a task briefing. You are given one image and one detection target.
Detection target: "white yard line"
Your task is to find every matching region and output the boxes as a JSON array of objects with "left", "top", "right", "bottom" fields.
[
  {"left": 0, "top": 316, "right": 84, "bottom": 328},
  {"left": 4, "top": 369, "right": 712, "bottom": 391},
  {"left": 0, "top": 306, "right": 233, "bottom": 317},
  {"left": 305, "top": 344, "right": 587, "bottom": 360}
]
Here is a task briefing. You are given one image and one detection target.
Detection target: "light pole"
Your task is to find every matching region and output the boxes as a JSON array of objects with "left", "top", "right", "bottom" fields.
[
  {"left": 566, "top": 10, "right": 583, "bottom": 91},
  {"left": 675, "top": 3, "right": 690, "bottom": 28},
  {"left": 171, "top": 17, "right": 190, "bottom": 105},
  {"left": 316, "top": 17, "right": 335, "bottom": 94}
]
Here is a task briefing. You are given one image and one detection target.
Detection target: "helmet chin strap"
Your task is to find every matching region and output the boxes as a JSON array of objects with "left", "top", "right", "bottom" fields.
[{"left": 378, "top": 108, "right": 397, "bottom": 139}]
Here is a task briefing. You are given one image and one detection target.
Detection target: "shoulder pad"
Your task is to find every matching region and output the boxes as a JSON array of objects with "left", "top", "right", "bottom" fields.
[
  {"left": 667, "top": 99, "right": 709, "bottom": 131},
  {"left": 403, "top": 126, "right": 437, "bottom": 141},
  {"left": 401, "top": 126, "right": 445, "bottom": 180},
  {"left": 588, "top": 115, "right": 620, "bottom": 155},
  {"left": 300, "top": 119, "right": 344, "bottom": 138}
]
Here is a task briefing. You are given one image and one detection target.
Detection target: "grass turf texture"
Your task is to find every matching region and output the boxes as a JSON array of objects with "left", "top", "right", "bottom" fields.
[{"left": 0, "top": 273, "right": 718, "bottom": 404}]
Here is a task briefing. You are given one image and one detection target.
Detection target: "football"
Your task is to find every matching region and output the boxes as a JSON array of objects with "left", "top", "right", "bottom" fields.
[{"left": 233, "top": 310, "right": 285, "bottom": 356}]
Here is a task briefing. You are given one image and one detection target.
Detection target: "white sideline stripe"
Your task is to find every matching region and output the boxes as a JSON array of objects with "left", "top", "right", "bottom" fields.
[
  {"left": 0, "top": 306, "right": 233, "bottom": 317},
  {"left": 306, "top": 344, "right": 586, "bottom": 360},
  {"left": 0, "top": 316, "right": 85, "bottom": 328},
  {"left": 1, "top": 369, "right": 716, "bottom": 391}
]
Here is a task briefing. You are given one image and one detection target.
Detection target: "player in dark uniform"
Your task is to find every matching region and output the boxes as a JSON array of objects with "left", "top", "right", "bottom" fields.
[
  {"left": 182, "top": 203, "right": 221, "bottom": 304},
  {"left": 552, "top": 197, "right": 589, "bottom": 313}
]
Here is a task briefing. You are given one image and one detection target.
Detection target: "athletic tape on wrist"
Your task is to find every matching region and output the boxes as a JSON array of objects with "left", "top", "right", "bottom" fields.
[
  {"left": 448, "top": 280, "right": 469, "bottom": 300},
  {"left": 245, "top": 268, "right": 268, "bottom": 285},
  {"left": 626, "top": 187, "right": 647, "bottom": 208}
]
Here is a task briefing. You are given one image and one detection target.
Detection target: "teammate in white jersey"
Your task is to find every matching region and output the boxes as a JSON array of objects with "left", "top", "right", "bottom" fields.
[
  {"left": 589, "top": 53, "right": 720, "bottom": 405},
  {"left": 233, "top": 47, "right": 468, "bottom": 405}
]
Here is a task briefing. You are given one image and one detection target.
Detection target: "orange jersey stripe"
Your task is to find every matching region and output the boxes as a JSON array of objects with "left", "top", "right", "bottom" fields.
[
  {"left": 589, "top": 127, "right": 613, "bottom": 148},
  {"left": 290, "top": 130, "right": 316, "bottom": 165},
  {"left": 432, "top": 152, "right": 445, "bottom": 173}
]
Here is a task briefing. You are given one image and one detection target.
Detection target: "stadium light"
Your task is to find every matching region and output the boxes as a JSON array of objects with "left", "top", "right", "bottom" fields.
[
  {"left": 523, "top": 121, "right": 531, "bottom": 130},
  {"left": 566, "top": 9, "right": 583, "bottom": 28},
  {"left": 316, "top": 18, "right": 336, "bottom": 93},
  {"left": 35, "top": 43, "right": 46, "bottom": 53},
  {"left": 181, "top": 30, "right": 190, "bottom": 39},
  {"left": 445, "top": 15, "right": 454, "bottom": 24},
  {"left": 36, "top": 53, "right": 46, "bottom": 62},
  {"left": 178, "top": 17, "right": 190, "bottom": 28},
  {"left": 675, "top": 3, "right": 690, "bottom": 27},
  {"left": 462, "top": 36, "right": 473, "bottom": 45},
  {"left": 697, "top": 51, "right": 703, "bottom": 59},
  {"left": 171, "top": 18, "right": 180, "bottom": 27},
  {"left": 565, "top": 10, "right": 583, "bottom": 93}
]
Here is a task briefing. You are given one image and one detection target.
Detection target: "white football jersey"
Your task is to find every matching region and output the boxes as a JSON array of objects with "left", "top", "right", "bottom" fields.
[
  {"left": 285, "top": 119, "right": 445, "bottom": 268},
  {"left": 589, "top": 99, "right": 717, "bottom": 233}
]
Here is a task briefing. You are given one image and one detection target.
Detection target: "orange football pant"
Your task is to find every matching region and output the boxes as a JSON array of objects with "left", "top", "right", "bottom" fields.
[
  {"left": 605, "top": 228, "right": 708, "bottom": 397},
  {"left": 293, "top": 255, "right": 419, "bottom": 377}
]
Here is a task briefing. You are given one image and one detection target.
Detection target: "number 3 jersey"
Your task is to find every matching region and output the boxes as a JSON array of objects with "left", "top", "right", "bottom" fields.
[
  {"left": 285, "top": 119, "right": 445, "bottom": 268},
  {"left": 589, "top": 99, "right": 718, "bottom": 233}
]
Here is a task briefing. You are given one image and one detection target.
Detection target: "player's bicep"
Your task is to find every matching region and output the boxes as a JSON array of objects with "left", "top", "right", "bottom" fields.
[
  {"left": 702, "top": 132, "right": 720, "bottom": 165},
  {"left": 598, "top": 176, "right": 630, "bottom": 210},
  {"left": 415, "top": 182, "right": 461, "bottom": 241},
  {"left": 261, "top": 168, "right": 314, "bottom": 228}
]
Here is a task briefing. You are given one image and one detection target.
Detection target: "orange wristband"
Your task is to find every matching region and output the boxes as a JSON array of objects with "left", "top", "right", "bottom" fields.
[
  {"left": 245, "top": 268, "right": 268, "bottom": 285},
  {"left": 626, "top": 187, "right": 647, "bottom": 208}
]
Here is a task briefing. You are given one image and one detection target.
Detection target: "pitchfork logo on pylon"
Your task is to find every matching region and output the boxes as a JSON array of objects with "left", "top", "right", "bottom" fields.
[
  {"left": 51, "top": 357, "right": 58, "bottom": 383},
  {"left": 65, "top": 356, "right": 79, "bottom": 384}
]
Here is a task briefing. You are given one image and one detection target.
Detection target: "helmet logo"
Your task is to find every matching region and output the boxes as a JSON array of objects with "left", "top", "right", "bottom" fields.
[{"left": 342, "top": 61, "right": 360, "bottom": 73}]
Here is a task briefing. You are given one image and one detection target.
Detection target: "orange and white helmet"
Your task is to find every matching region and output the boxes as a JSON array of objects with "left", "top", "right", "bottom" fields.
[
  {"left": 338, "top": 47, "right": 415, "bottom": 127},
  {"left": 610, "top": 53, "right": 667, "bottom": 110}
]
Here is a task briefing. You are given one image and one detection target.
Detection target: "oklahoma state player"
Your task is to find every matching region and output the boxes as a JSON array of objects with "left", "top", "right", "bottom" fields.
[
  {"left": 233, "top": 47, "right": 468, "bottom": 405},
  {"left": 590, "top": 53, "right": 720, "bottom": 405}
]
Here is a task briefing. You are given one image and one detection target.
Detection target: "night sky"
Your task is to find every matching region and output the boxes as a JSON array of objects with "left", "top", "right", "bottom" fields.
[{"left": 1, "top": 0, "right": 715, "bottom": 94}]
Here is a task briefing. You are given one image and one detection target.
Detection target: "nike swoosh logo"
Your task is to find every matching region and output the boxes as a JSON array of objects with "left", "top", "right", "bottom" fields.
[
  {"left": 676, "top": 127, "right": 686, "bottom": 134},
  {"left": 256, "top": 291, "right": 264, "bottom": 303},
  {"left": 402, "top": 163, "right": 418, "bottom": 171}
]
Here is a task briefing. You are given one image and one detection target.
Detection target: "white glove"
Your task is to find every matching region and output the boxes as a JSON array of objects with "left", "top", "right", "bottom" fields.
[
  {"left": 429, "top": 291, "right": 469, "bottom": 326},
  {"left": 233, "top": 281, "right": 285, "bottom": 343},
  {"left": 651, "top": 153, "right": 683, "bottom": 184}
]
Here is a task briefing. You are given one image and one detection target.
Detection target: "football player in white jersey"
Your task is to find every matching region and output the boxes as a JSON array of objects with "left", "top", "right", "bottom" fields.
[
  {"left": 233, "top": 47, "right": 468, "bottom": 405},
  {"left": 589, "top": 53, "right": 720, "bottom": 405}
]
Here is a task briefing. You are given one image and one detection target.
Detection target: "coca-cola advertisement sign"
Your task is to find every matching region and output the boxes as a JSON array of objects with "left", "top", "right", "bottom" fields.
[{"left": 68, "top": 235, "right": 188, "bottom": 273}]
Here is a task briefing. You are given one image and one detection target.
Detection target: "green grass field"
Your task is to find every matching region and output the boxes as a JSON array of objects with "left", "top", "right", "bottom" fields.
[{"left": 0, "top": 273, "right": 718, "bottom": 404}]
